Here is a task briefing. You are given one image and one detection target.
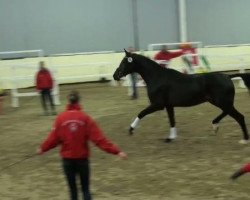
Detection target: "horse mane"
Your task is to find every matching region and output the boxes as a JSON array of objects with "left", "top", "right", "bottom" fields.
[
  {"left": 132, "top": 53, "right": 183, "bottom": 75},
  {"left": 133, "top": 53, "right": 162, "bottom": 69}
]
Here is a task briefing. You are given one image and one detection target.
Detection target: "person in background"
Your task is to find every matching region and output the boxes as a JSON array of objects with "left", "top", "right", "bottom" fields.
[
  {"left": 154, "top": 45, "right": 184, "bottom": 68},
  {"left": 0, "top": 86, "right": 6, "bottom": 115},
  {"left": 180, "top": 43, "right": 199, "bottom": 74},
  {"left": 231, "top": 163, "right": 250, "bottom": 180},
  {"left": 180, "top": 43, "right": 198, "bottom": 66},
  {"left": 35, "top": 61, "right": 56, "bottom": 115},
  {"left": 127, "top": 46, "right": 138, "bottom": 100},
  {"left": 37, "top": 90, "right": 128, "bottom": 200}
]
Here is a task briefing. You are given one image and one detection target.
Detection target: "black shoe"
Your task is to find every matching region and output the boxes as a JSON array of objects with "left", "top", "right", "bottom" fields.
[
  {"left": 164, "top": 138, "right": 173, "bottom": 143},
  {"left": 230, "top": 170, "right": 245, "bottom": 180},
  {"left": 51, "top": 111, "right": 57, "bottom": 115},
  {"left": 130, "top": 96, "right": 138, "bottom": 100}
]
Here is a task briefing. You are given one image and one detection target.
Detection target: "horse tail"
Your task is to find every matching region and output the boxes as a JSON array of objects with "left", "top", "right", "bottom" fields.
[{"left": 229, "top": 73, "right": 250, "bottom": 90}]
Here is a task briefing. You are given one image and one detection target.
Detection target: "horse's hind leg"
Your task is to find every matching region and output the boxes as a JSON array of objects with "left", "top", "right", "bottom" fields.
[
  {"left": 228, "top": 106, "right": 249, "bottom": 143},
  {"left": 165, "top": 106, "right": 177, "bottom": 142},
  {"left": 129, "top": 104, "right": 164, "bottom": 135},
  {"left": 212, "top": 111, "right": 228, "bottom": 133}
]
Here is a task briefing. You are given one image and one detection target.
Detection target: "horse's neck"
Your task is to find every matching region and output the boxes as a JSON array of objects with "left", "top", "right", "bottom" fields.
[{"left": 135, "top": 57, "right": 164, "bottom": 86}]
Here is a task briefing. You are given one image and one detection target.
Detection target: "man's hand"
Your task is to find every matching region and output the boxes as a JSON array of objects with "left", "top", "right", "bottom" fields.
[
  {"left": 117, "top": 152, "right": 128, "bottom": 160},
  {"left": 36, "top": 148, "right": 43, "bottom": 155}
]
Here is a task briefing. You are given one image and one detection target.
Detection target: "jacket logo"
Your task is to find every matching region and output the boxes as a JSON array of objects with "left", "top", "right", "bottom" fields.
[
  {"left": 61, "top": 120, "right": 85, "bottom": 133},
  {"left": 69, "top": 122, "right": 78, "bottom": 132}
]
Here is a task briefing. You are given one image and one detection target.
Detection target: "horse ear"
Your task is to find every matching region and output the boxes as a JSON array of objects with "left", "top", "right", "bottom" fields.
[{"left": 124, "top": 48, "right": 129, "bottom": 56}]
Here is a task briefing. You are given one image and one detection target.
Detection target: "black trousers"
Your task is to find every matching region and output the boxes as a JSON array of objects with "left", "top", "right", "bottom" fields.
[
  {"left": 62, "top": 159, "right": 91, "bottom": 200},
  {"left": 40, "top": 89, "right": 55, "bottom": 112}
]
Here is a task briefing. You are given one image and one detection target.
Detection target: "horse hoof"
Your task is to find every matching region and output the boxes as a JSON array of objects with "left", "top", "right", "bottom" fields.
[
  {"left": 212, "top": 123, "right": 219, "bottom": 133},
  {"left": 129, "top": 127, "right": 134, "bottom": 135},
  {"left": 164, "top": 138, "right": 173, "bottom": 143},
  {"left": 239, "top": 139, "right": 249, "bottom": 144}
]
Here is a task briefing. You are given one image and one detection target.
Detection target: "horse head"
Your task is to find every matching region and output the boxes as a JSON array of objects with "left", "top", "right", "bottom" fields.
[{"left": 113, "top": 49, "right": 137, "bottom": 81}]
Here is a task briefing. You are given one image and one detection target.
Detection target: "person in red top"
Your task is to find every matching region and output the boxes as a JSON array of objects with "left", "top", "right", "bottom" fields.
[
  {"left": 154, "top": 45, "right": 184, "bottom": 68},
  {"left": 231, "top": 163, "right": 250, "bottom": 180},
  {"left": 35, "top": 61, "right": 56, "bottom": 115},
  {"left": 37, "top": 90, "right": 128, "bottom": 200}
]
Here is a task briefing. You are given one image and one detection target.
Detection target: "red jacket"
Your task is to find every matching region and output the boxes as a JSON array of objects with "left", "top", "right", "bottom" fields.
[
  {"left": 36, "top": 69, "right": 53, "bottom": 90},
  {"left": 154, "top": 50, "right": 184, "bottom": 61},
  {"left": 242, "top": 163, "right": 250, "bottom": 173},
  {"left": 154, "top": 50, "right": 184, "bottom": 67},
  {"left": 40, "top": 104, "right": 121, "bottom": 159}
]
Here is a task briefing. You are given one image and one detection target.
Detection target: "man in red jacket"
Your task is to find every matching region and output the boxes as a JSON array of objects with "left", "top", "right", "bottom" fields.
[
  {"left": 37, "top": 91, "right": 128, "bottom": 200},
  {"left": 231, "top": 163, "right": 250, "bottom": 180},
  {"left": 35, "top": 61, "right": 56, "bottom": 115},
  {"left": 154, "top": 45, "right": 184, "bottom": 68}
]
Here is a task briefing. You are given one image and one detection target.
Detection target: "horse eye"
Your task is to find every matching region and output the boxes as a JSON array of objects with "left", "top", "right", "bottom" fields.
[{"left": 127, "top": 57, "right": 133, "bottom": 63}]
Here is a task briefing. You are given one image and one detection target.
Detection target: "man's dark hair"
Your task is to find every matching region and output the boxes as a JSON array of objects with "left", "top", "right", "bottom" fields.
[{"left": 68, "top": 90, "right": 80, "bottom": 104}]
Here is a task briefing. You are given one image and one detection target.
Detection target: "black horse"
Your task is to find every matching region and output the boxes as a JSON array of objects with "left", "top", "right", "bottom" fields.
[{"left": 113, "top": 50, "right": 250, "bottom": 143}]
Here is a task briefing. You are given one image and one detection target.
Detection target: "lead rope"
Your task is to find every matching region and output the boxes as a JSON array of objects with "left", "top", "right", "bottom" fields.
[{"left": 0, "top": 153, "right": 37, "bottom": 172}]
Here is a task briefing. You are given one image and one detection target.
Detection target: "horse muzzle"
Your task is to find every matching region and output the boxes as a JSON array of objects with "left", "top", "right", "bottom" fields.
[
  {"left": 113, "top": 70, "right": 123, "bottom": 81},
  {"left": 113, "top": 74, "right": 120, "bottom": 81}
]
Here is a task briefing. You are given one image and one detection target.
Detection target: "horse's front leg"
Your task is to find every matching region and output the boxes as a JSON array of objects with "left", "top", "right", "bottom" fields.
[
  {"left": 129, "top": 104, "right": 164, "bottom": 135},
  {"left": 212, "top": 111, "right": 228, "bottom": 133},
  {"left": 165, "top": 106, "right": 176, "bottom": 143}
]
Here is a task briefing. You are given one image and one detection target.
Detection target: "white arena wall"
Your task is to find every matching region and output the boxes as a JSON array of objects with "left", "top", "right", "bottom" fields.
[
  {"left": 0, "top": 52, "right": 123, "bottom": 89},
  {"left": 1, "top": 46, "right": 250, "bottom": 90}
]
